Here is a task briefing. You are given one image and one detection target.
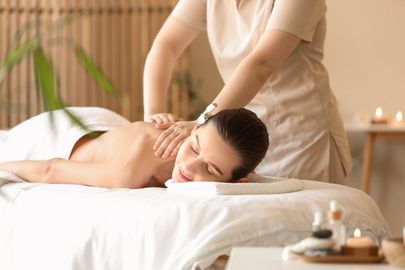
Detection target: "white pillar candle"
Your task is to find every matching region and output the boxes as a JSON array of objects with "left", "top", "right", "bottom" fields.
[
  {"left": 403, "top": 226, "right": 405, "bottom": 245},
  {"left": 346, "top": 228, "right": 373, "bottom": 248}
]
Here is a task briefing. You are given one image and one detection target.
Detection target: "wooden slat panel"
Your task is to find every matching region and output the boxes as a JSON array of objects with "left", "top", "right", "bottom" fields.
[
  {"left": 129, "top": 0, "right": 141, "bottom": 120},
  {"left": 61, "top": 0, "right": 69, "bottom": 104},
  {"left": 0, "top": 2, "right": 5, "bottom": 125},
  {"left": 2, "top": 0, "right": 12, "bottom": 127},
  {"left": 33, "top": 0, "right": 41, "bottom": 116},
  {"left": 0, "top": 0, "right": 189, "bottom": 129},
  {"left": 11, "top": 0, "right": 21, "bottom": 121},
  {"left": 120, "top": 0, "right": 131, "bottom": 119},
  {"left": 74, "top": 0, "right": 82, "bottom": 106},
  {"left": 19, "top": 0, "right": 30, "bottom": 121},
  {"left": 85, "top": 0, "right": 96, "bottom": 107}
]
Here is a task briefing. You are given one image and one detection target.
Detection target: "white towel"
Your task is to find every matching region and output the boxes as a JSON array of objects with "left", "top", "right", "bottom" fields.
[
  {"left": 0, "top": 107, "right": 129, "bottom": 163},
  {"left": 164, "top": 175, "right": 304, "bottom": 196}
]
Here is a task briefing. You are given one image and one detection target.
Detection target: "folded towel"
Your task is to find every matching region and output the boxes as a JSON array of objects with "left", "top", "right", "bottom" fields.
[{"left": 164, "top": 175, "right": 304, "bottom": 196}]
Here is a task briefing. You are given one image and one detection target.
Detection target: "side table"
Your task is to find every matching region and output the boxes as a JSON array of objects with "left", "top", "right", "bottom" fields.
[
  {"left": 345, "top": 123, "right": 405, "bottom": 193},
  {"left": 225, "top": 247, "right": 396, "bottom": 270}
]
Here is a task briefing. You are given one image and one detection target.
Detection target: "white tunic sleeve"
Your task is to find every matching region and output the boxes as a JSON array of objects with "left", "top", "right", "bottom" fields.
[
  {"left": 266, "top": 0, "right": 326, "bottom": 42},
  {"left": 170, "top": 0, "right": 207, "bottom": 31}
]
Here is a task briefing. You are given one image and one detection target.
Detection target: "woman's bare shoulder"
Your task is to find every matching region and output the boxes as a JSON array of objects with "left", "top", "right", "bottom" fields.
[
  {"left": 107, "top": 121, "right": 162, "bottom": 155},
  {"left": 127, "top": 121, "right": 163, "bottom": 138}
]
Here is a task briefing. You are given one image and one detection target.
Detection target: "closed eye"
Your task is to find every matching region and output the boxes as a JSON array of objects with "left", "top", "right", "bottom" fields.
[
  {"left": 195, "top": 134, "right": 224, "bottom": 176},
  {"left": 191, "top": 145, "right": 214, "bottom": 176},
  {"left": 191, "top": 145, "right": 199, "bottom": 154},
  {"left": 206, "top": 164, "right": 215, "bottom": 176}
]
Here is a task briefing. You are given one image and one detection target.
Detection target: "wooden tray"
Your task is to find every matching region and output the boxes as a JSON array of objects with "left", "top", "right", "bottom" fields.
[{"left": 290, "top": 251, "right": 385, "bottom": 264}]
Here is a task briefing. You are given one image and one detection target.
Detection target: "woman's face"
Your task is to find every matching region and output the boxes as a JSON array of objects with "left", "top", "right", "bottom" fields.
[{"left": 172, "top": 123, "right": 241, "bottom": 183}]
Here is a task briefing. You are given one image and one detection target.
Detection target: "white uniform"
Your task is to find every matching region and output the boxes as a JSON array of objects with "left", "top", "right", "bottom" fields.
[{"left": 171, "top": 0, "right": 352, "bottom": 184}]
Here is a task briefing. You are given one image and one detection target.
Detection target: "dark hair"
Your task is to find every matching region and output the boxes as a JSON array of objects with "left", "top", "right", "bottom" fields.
[{"left": 203, "top": 108, "right": 269, "bottom": 181}]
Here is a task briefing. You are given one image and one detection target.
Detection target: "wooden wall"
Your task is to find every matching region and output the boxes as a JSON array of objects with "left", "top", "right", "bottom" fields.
[{"left": 0, "top": 0, "right": 189, "bottom": 129}]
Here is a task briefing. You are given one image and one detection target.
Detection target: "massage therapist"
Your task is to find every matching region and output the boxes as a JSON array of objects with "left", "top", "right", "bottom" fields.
[{"left": 142, "top": 0, "right": 352, "bottom": 185}]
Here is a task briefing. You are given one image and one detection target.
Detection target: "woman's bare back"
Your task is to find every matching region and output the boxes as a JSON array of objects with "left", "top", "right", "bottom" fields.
[{"left": 69, "top": 122, "right": 175, "bottom": 188}]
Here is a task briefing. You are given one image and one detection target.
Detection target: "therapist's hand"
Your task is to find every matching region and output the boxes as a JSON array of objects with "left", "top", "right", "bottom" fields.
[
  {"left": 153, "top": 120, "right": 196, "bottom": 159},
  {"left": 145, "top": 113, "right": 176, "bottom": 125}
]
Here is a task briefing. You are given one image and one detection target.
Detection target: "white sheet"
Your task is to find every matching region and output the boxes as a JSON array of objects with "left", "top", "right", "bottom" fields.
[
  {"left": 0, "top": 171, "right": 25, "bottom": 186},
  {"left": 0, "top": 180, "right": 390, "bottom": 270}
]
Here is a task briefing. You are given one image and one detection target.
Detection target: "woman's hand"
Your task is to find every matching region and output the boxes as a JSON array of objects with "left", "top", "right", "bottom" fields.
[{"left": 153, "top": 120, "right": 196, "bottom": 159}]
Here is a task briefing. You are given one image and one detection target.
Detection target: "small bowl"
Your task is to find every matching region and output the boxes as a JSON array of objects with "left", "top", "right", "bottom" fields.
[{"left": 382, "top": 238, "right": 405, "bottom": 268}]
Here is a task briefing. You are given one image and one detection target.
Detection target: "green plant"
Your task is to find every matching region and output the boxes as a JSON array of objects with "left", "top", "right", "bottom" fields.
[{"left": 0, "top": 14, "right": 121, "bottom": 129}]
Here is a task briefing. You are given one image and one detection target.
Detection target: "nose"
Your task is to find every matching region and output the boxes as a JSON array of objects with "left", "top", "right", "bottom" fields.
[{"left": 183, "top": 156, "right": 202, "bottom": 175}]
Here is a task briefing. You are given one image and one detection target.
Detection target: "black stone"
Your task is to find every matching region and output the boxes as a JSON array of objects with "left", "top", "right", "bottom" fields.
[{"left": 312, "top": 229, "right": 333, "bottom": 239}]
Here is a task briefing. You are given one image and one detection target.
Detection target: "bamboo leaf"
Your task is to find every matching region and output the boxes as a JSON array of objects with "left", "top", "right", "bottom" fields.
[
  {"left": 33, "top": 47, "right": 89, "bottom": 130},
  {"left": 62, "top": 107, "right": 90, "bottom": 132},
  {"left": 11, "top": 20, "right": 42, "bottom": 49},
  {"left": 32, "top": 47, "right": 63, "bottom": 111},
  {"left": 52, "top": 14, "right": 79, "bottom": 32},
  {"left": 75, "top": 46, "right": 121, "bottom": 97},
  {"left": 0, "top": 37, "right": 39, "bottom": 84},
  {"left": 1, "top": 15, "right": 78, "bottom": 85},
  {"left": 11, "top": 14, "right": 79, "bottom": 48}
]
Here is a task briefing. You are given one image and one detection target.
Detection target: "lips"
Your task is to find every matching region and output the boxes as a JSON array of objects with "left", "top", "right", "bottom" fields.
[{"left": 178, "top": 168, "right": 192, "bottom": 182}]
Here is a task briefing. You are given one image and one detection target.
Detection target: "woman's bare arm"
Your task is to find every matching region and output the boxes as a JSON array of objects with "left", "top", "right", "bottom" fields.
[
  {"left": 0, "top": 160, "right": 52, "bottom": 182},
  {"left": 0, "top": 159, "right": 122, "bottom": 188}
]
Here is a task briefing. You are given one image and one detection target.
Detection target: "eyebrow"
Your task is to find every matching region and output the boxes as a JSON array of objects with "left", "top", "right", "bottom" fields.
[{"left": 195, "top": 134, "right": 224, "bottom": 176}]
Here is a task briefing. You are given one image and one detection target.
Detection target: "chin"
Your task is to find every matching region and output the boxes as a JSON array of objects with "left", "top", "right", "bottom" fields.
[{"left": 171, "top": 173, "right": 178, "bottom": 183}]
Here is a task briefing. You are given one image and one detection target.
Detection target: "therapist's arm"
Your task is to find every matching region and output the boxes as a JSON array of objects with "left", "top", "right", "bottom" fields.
[
  {"left": 212, "top": 30, "right": 301, "bottom": 110},
  {"left": 152, "top": 29, "right": 301, "bottom": 159},
  {"left": 143, "top": 17, "right": 201, "bottom": 120}
]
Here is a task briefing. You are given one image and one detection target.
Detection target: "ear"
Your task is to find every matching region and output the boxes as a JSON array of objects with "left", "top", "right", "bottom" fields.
[{"left": 237, "top": 177, "right": 250, "bottom": 183}]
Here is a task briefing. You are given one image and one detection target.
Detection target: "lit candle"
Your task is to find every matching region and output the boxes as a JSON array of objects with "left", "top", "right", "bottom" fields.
[
  {"left": 390, "top": 111, "right": 405, "bottom": 126},
  {"left": 376, "top": 107, "right": 383, "bottom": 119},
  {"left": 342, "top": 228, "right": 379, "bottom": 257},
  {"left": 396, "top": 111, "right": 403, "bottom": 123},
  {"left": 346, "top": 228, "right": 373, "bottom": 248},
  {"left": 371, "top": 107, "right": 388, "bottom": 124}
]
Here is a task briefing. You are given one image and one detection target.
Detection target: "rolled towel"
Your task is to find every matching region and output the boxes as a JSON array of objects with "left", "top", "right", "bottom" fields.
[{"left": 164, "top": 176, "right": 304, "bottom": 196}]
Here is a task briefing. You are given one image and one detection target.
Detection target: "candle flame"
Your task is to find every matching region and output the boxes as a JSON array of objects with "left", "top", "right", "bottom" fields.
[
  {"left": 354, "top": 228, "right": 361, "bottom": 237},
  {"left": 396, "top": 111, "right": 403, "bottom": 122},
  {"left": 375, "top": 107, "right": 383, "bottom": 118}
]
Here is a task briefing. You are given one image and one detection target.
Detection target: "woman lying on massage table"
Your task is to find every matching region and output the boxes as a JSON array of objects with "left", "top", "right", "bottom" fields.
[{"left": 0, "top": 108, "right": 269, "bottom": 189}]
